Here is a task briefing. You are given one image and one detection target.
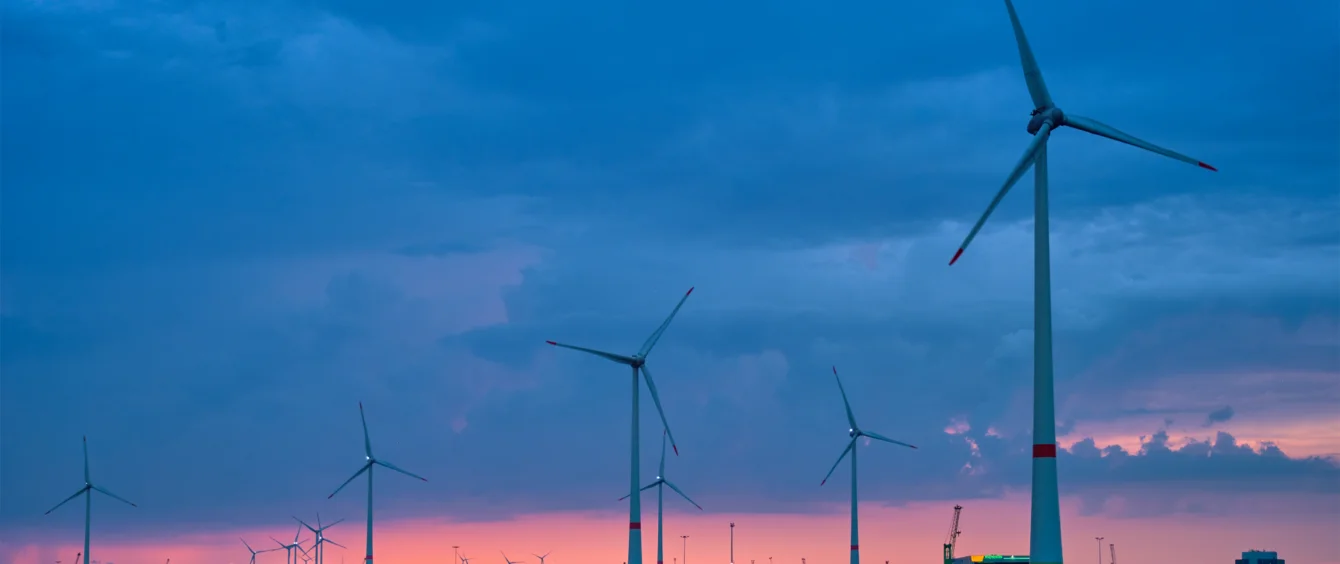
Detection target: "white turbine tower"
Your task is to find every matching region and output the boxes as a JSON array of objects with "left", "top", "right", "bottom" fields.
[
  {"left": 329, "top": 402, "right": 428, "bottom": 564},
  {"left": 545, "top": 287, "right": 694, "bottom": 564},
  {"left": 621, "top": 430, "right": 702, "bottom": 564},
  {"left": 819, "top": 367, "right": 916, "bottom": 564},
  {"left": 44, "top": 437, "right": 138, "bottom": 564},
  {"left": 241, "top": 538, "right": 280, "bottom": 564},
  {"left": 949, "top": 2, "right": 1218, "bottom": 563}
]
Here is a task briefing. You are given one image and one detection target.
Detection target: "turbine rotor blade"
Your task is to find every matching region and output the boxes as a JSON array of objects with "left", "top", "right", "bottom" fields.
[
  {"left": 640, "top": 479, "right": 662, "bottom": 492},
  {"left": 358, "top": 402, "right": 373, "bottom": 459},
  {"left": 45, "top": 485, "right": 89, "bottom": 515},
  {"left": 637, "top": 287, "right": 694, "bottom": 357},
  {"left": 241, "top": 538, "right": 255, "bottom": 554},
  {"left": 950, "top": 123, "right": 1053, "bottom": 265},
  {"left": 1063, "top": 114, "right": 1217, "bottom": 171},
  {"left": 659, "top": 428, "right": 667, "bottom": 475},
  {"left": 544, "top": 341, "right": 636, "bottom": 365},
  {"left": 638, "top": 363, "right": 679, "bottom": 455},
  {"left": 1004, "top": 0, "right": 1053, "bottom": 110},
  {"left": 820, "top": 438, "right": 857, "bottom": 486},
  {"left": 270, "top": 537, "right": 286, "bottom": 549},
  {"left": 90, "top": 485, "right": 137, "bottom": 507},
  {"left": 326, "top": 539, "right": 347, "bottom": 549},
  {"left": 294, "top": 516, "right": 316, "bottom": 533},
  {"left": 328, "top": 462, "right": 371, "bottom": 498},
  {"left": 860, "top": 430, "right": 918, "bottom": 450},
  {"left": 663, "top": 479, "right": 703, "bottom": 510},
  {"left": 83, "top": 436, "right": 90, "bottom": 483},
  {"left": 831, "top": 366, "right": 858, "bottom": 429},
  {"left": 375, "top": 458, "right": 428, "bottom": 482}
]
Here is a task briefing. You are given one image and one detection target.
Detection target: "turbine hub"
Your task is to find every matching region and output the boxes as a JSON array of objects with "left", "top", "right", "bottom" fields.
[
  {"left": 1027, "top": 106, "right": 1065, "bottom": 135},
  {"left": 631, "top": 357, "right": 645, "bottom": 368},
  {"left": 848, "top": 428, "right": 856, "bottom": 437}
]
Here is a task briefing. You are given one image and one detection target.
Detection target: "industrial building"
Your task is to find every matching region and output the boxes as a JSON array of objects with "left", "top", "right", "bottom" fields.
[
  {"left": 1236, "top": 550, "right": 1284, "bottom": 564},
  {"left": 948, "top": 556, "right": 1030, "bottom": 564}
]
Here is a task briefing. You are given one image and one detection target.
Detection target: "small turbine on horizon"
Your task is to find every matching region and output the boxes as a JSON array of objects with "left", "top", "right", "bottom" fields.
[
  {"left": 501, "top": 553, "right": 524, "bottom": 564},
  {"left": 948, "top": 3, "right": 1217, "bottom": 563},
  {"left": 296, "top": 515, "right": 346, "bottom": 564},
  {"left": 820, "top": 367, "right": 916, "bottom": 564},
  {"left": 270, "top": 524, "right": 309, "bottom": 564},
  {"left": 532, "top": 552, "right": 551, "bottom": 564},
  {"left": 241, "top": 538, "right": 281, "bottom": 564},
  {"left": 545, "top": 287, "right": 694, "bottom": 564},
  {"left": 621, "top": 430, "right": 702, "bottom": 564},
  {"left": 329, "top": 402, "right": 427, "bottom": 564},
  {"left": 44, "top": 437, "right": 138, "bottom": 564}
]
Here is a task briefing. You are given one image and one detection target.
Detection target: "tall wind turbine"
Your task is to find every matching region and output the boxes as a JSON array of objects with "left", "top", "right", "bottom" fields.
[
  {"left": 948, "top": 2, "right": 1217, "bottom": 563},
  {"left": 329, "top": 402, "right": 428, "bottom": 564},
  {"left": 296, "top": 516, "right": 346, "bottom": 564},
  {"left": 44, "top": 437, "right": 138, "bottom": 564},
  {"left": 620, "top": 430, "right": 702, "bottom": 564},
  {"left": 241, "top": 538, "right": 280, "bottom": 564},
  {"left": 819, "top": 367, "right": 916, "bottom": 564},
  {"left": 545, "top": 287, "right": 694, "bottom": 564},
  {"left": 532, "top": 552, "right": 551, "bottom": 564}
]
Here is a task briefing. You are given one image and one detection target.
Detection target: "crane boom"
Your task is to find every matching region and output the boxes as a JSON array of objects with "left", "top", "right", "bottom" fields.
[{"left": 943, "top": 505, "right": 963, "bottom": 564}]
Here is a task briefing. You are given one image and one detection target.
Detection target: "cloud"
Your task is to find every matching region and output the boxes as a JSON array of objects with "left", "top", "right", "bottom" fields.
[{"left": 1204, "top": 406, "right": 1236, "bottom": 427}]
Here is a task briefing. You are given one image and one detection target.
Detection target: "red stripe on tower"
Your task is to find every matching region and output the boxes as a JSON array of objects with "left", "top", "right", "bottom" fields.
[
  {"left": 851, "top": 546, "right": 859, "bottom": 551},
  {"left": 1033, "top": 444, "right": 1057, "bottom": 458},
  {"left": 629, "top": 522, "right": 641, "bottom": 530}
]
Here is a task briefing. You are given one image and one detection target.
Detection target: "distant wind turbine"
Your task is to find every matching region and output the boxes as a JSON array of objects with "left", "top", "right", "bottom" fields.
[
  {"left": 241, "top": 538, "right": 280, "bottom": 564},
  {"left": 271, "top": 525, "right": 309, "bottom": 564},
  {"left": 296, "top": 515, "right": 346, "bottom": 564},
  {"left": 501, "top": 553, "right": 524, "bottom": 564},
  {"left": 621, "top": 430, "right": 702, "bottom": 564},
  {"left": 948, "top": 3, "right": 1217, "bottom": 563},
  {"left": 44, "top": 437, "right": 138, "bottom": 564},
  {"left": 461, "top": 554, "right": 472, "bottom": 564},
  {"left": 532, "top": 552, "right": 551, "bottom": 564},
  {"left": 329, "top": 402, "right": 428, "bottom": 564},
  {"left": 820, "top": 367, "right": 916, "bottom": 564},
  {"left": 545, "top": 287, "right": 694, "bottom": 564}
]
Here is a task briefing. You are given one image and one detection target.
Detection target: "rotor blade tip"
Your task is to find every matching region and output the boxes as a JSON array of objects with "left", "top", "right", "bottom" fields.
[
  {"left": 949, "top": 248, "right": 964, "bottom": 266},
  {"left": 672, "top": 444, "right": 679, "bottom": 456},
  {"left": 545, "top": 340, "right": 557, "bottom": 345},
  {"left": 832, "top": 366, "right": 837, "bottom": 374},
  {"left": 820, "top": 479, "right": 827, "bottom": 486},
  {"left": 686, "top": 287, "right": 694, "bottom": 295},
  {"left": 1198, "top": 162, "right": 1218, "bottom": 172}
]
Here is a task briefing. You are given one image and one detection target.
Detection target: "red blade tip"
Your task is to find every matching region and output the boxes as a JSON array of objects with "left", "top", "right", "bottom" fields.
[
  {"left": 672, "top": 444, "right": 679, "bottom": 456},
  {"left": 545, "top": 340, "right": 557, "bottom": 345},
  {"left": 1198, "top": 162, "right": 1218, "bottom": 172},
  {"left": 686, "top": 287, "right": 694, "bottom": 295},
  {"left": 820, "top": 479, "right": 827, "bottom": 486},
  {"left": 949, "top": 248, "right": 964, "bottom": 265}
]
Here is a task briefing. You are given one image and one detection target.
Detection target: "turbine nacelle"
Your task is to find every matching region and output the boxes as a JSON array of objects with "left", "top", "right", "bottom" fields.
[
  {"left": 1027, "top": 107, "right": 1065, "bottom": 135},
  {"left": 848, "top": 428, "right": 857, "bottom": 438}
]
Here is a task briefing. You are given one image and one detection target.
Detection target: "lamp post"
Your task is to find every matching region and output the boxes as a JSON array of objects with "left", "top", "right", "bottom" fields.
[
  {"left": 1095, "top": 537, "right": 1105, "bottom": 564},
  {"left": 453, "top": 546, "right": 459, "bottom": 564},
  {"left": 681, "top": 535, "right": 689, "bottom": 564},
  {"left": 729, "top": 523, "right": 735, "bottom": 564}
]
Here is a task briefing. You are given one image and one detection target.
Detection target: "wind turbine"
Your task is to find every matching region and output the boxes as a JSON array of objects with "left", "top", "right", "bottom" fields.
[
  {"left": 620, "top": 430, "right": 702, "bottom": 564},
  {"left": 296, "top": 516, "right": 346, "bottom": 564},
  {"left": 241, "top": 538, "right": 280, "bottom": 564},
  {"left": 819, "top": 367, "right": 916, "bottom": 564},
  {"left": 44, "top": 437, "right": 138, "bottom": 564},
  {"left": 271, "top": 525, "right": 309, "bottom": 564},
  {"left": 545, "top": 287, "right": 693, "bottom": 564},
  {"left": 501, "top": 553, "right": 524, "bottom": 564},
  {"left": 461, "top": 554, "right": 472, "bottom": 564},
  {"left": 532, "top": 552, "right": 551, "bottom": 564},
  {"left": 329, "top": 402, "right": 428, "bottom": 564},
  {"left": 948, "top": 2, "right": 1217, "bottom": 563}
]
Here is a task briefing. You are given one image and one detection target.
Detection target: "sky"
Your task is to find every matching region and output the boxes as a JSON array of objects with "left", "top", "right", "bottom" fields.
[{"left": 2, "top": 0, "right": 1338, "bottom": 563}]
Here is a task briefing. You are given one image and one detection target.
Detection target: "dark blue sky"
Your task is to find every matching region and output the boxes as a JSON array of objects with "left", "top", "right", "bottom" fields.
[{"left": 2, "top": 0, "right": 1337, "bottom": 538}]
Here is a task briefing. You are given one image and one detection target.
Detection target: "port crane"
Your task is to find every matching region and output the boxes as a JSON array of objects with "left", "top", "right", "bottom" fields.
[{"left": 942, "top": 505, "right": 963, "bottom": 564}]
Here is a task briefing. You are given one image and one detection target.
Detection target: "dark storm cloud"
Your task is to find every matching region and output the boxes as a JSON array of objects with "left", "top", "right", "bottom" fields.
[
  {"left": 1203, "top": 406, "right": 1236, "bottom": 428},
  {"left": 2, "top": 0, "right": 1338, "bottom": 539}
]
